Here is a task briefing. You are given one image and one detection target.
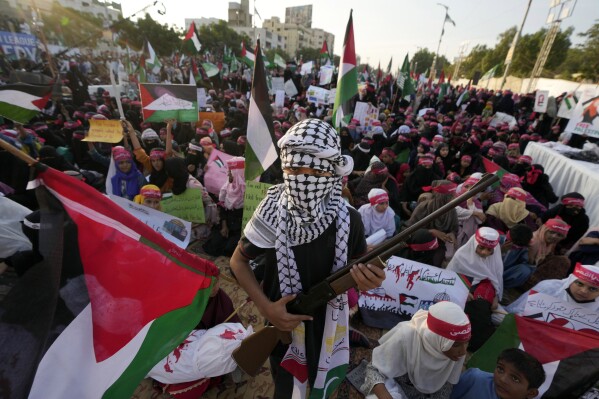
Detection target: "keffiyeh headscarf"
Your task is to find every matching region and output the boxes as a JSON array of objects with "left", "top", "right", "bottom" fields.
[{"left": 244, "top": 118, "right": 354, "bottom": 397}]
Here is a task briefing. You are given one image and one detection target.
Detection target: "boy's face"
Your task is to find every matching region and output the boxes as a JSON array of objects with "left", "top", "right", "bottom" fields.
[{"left": 494, "top": 360, "right": 538, "bottom": 399}]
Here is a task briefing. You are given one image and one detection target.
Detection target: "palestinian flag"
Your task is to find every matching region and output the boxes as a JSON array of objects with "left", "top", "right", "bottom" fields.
[
  {"left": 20, "top": 166, "right": 218, "bottom": 398},
  {"left": 143, "top": 40, "right": 161, "bottom": 74},
  {"left": 245, "top": 39, "right": 278, "bottom": 182},
  {"left": 482, "top": 157, "right": 506, "bottom": 188},
  {"left": 320, "top": 40, "right": 331, "bottom": 65},
  {"left": 274, "top": 53, "right": 286, "bottom": 69},
  {"left": 469, "top": 314, "right": 599, "bottom": 398},
  {"left": 399, "top": 293, "right": 418, "bottom": 307},
  {"left": 0, "top": 83, "right": 52, "bottom": 123},
  {"left": 201, "top": 62, "right": 219, "bottom": 78},
  {"left": 456, "top": 88, "right": 470, "bottom": 106},
  {"left": 386, "top": 56, "right": 393, "bottom": 74},
  {"left": 182, "top": 22, "right": 201, "bottom": 55},
  {"left": 240, "top": 42, "right": 255, "bottom": 67},
  {"left": 332, "top": 10, "right": 358, "bottom": 129},
  {"left": 139, "top": 83, "right": 198, "bottom": 123}
]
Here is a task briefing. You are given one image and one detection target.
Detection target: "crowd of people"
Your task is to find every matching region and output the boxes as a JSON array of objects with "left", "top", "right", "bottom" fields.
[{"left": 1, "top": 57, "right": 599, "bottom": 399}]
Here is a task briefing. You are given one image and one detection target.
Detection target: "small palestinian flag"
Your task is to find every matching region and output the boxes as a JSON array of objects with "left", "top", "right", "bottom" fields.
[
  {"left": 274, "top": 53, "right": 286, "bottom": 69},
  {"left": 482, "top": 157, "right": 506, "bottom": 188},
  {"left": 0, "top": 83, "right": 52, "bottom": 124},
  {"left": 240, "top": 42, "right": 255, "bottom": 67},
  {"left": 182, "top": 22, "right": 201, "bottom": 55},
  {"left": 139, "top": 83, "right": 198, "bottom": 123},
  {"left": 201, "top": 62, "right": 219, "bottom": 78},
  {"left": 332, "top": 10, "right": 358, "bottom": 129},
  {"left": 469, "top": 314, "right": 599, "bottom": 398},
  {"left": 399, "top": 293, "right": 418, "bottom": 307}
]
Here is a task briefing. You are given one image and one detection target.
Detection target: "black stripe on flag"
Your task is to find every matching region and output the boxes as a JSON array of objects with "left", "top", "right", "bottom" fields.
[{"left": 251, "top": 39, "right": 278, "bottom": 157}]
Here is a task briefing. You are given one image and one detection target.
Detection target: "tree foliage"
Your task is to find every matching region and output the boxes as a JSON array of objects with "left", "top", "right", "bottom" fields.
[
  {"left": 40, "top": 3, "right": 104, "bottom": 48},
  {"left": 198, "top": 20, "right": 251, "bottom": 58},
  {"left": 411, "top": 48, "right": 450, "bottom": 75},
  {"left": 557, "top": 22, "right": 599, "bottom": 81}
]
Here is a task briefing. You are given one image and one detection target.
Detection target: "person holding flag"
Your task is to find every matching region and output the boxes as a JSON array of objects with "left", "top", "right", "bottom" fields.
[{"left": 231, "top": 118, "right": 385, "bottom": 398}]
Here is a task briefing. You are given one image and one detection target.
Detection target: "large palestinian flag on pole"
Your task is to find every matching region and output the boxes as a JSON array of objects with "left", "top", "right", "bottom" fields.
[
  {"left": 0, "top": 83, "right": 52, "bottom": 124},
  {"left": 139, "top": 83, "right": 198, "bottom": 122},
  {"left": 244, "top": 39, "right": 278, "bottom": 182},
  {"left": 469, "top": 314, "right": 599, "bottom": 398},
  {"left": 182, "top": 22, "right": 201, "bottom": 55},
  {"left": 21, "top": 166, "right": 218, "bottom": 398},
  {"left": 332, "top": 10, "right": 358, "bottom": 129}
]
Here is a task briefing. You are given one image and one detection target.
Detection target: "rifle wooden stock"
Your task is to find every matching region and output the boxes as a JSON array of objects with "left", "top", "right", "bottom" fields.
[{"left": 232, "top": 173, "right": 498, "bottom": 375}]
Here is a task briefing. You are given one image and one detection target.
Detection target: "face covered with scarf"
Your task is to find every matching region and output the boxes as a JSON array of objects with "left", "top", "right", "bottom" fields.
[{"left": 278, "top": 118, "right": 353, "bottom": 225}]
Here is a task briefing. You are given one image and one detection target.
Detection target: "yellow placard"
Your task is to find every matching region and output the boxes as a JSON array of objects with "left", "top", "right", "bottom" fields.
[
  {"left": 197, "top": 112, "right": 226, "bottom": 133},
  {"left": 82, "top": 119, "right": 123, "bottom": 143}
]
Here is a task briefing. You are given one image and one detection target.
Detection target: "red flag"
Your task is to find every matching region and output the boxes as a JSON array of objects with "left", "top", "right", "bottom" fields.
[
  {"left": 447, "top": 73, "right": 452, "bottom": 84},
  {"left": 320, "top": 40, "right": 329, "bottom": 56},
  {"left": 438, "top": 69, "right": 445, "bottom": 85}
]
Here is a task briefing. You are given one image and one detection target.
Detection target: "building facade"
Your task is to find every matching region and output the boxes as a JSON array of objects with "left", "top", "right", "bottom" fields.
[
  {"left": 230, "top": 26, "right": 286, "bottom": 51},
  {"left": 227, "top": 0, "right": 251, "bottom": 28},
  {"left": 262, "top": 16, "right": 334, "bottom": 58}
]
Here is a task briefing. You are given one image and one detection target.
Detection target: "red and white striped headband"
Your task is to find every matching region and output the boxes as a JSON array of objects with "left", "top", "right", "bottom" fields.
[
  {"left": 427, "top": 312, "right": 471, "bottom": 342},
  {"left": 424, "top": 182, "right": 457, "bottom": 194},
  {"left": 227, "top": 159, "right": 245, "bottom": 170},
  {"left": 409, "top": 237, "right": 439, "bottom": 251},
  {"left": 573, "top": 264, "right": 599, "bottom": 286},
  {"left": 562, "top": 197, "right": 584, "bottom": 207}
]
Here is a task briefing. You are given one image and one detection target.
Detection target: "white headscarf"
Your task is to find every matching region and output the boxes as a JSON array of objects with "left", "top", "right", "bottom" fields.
[
  {"left": 219, "top": 157, "right": 245, "bottom": 210},
  {"left": 447, "top": 227, "right": 504, "bottom": 298},
  {"left": 507, "top": 264, "right": 599, "bottom": 314},
  {"left": 358, "top": 189, "right": 395, "bottom": 238},
  {"left": 371, "top": 301, "right": 469, "bottom": 394}
]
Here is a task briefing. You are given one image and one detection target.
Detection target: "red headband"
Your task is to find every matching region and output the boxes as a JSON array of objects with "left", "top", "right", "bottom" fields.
[
  {"left": 149, "top": 149, "right": 165, "bottom": 160},
  {"left": 461, "top": 155, "right": 472, "bottom": 162},
  {"left": 418, "top": 157, "right": 434, "bottom": 166},
  {"left": 506, "top": 188, "right": 527, "bottom": 202},
  {"left": 371, "top": 166, "right": 389, "bottom": 175},
  {"left": 227, "top": 159, "right": 245, "bottom": 170},
  {"left": 140, "top": 186, "right": 162, "bottom": 199},
  {"left": 475, "top": 229, "right": 499, "bottom": 249},
  {"left": 432, "top": 183, "right": 457, "bottom": 194},
  {"left": 409, "top": 237, "right": 439, "bottom": 251},
  {"left": 427, "top": 312, "right": 471, "bottom": 342},
  {"left": 519, "top": 155, "right": 533, "bottom": 165},
  {"left": 369, "top": 193, "right": 389, "bottom": 205},
  {"left": 545, "top": 219, "right": 571, "bottom": 234},
  {"left": 573, "top": 263, "right": 599, "bottom": 286},
  {"left": 562, "top": 197, "right": 584, "bottom": 207}
]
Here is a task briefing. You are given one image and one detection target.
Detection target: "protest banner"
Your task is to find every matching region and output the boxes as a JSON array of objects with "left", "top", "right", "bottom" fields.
[
  {"left": 353, "top": 101, "right": 380, "bottom": 131},
  {"left": 489, "top": 111, "right": 517, "bottom": 129},
  {"left": 198, "top": 111, "right": 226, "bottom": 133},
  {"left": 275, "top": 90, "right": 285, "bottom": 108},
  {"left": 82, "top": 119, "right": 123, "bottom": 143},
  {"left": 522, "top": 291, "right": 599, "bottom": 335},
  {"left": 139, "top": 83, "right": 198, "bottom": 123},
  {"left": 557, "top": 91, "right": 579, "bottom": 119},
  {"left": 160, "top": 188, "right": 205, "bottom": 224},
  {"left": 241, "top": 180, "right": 272, "bottom": 229},
  {"left": 565, "top": 87, "right": 599, "bottom": 139},
  {"left": 300, "top": 61, "right": 313, "bottom": 76},
  {"left": 109, "top": 195, "right": 192, "bottom": 249},
  {"left": 328, "top": 88, "right": 336, "bottom": 105},
  {"left": 534, "top": 90, "right": 550, "bottom": 113},
  {"left": 203, "top": 149, "right": 234, "bottom": 195},
  {"left": 359, "top": 256, "right": 470, "bottom": 329},
  {"left": 418, "top": 108, "right": 435, "bottom": 117},
  {"left": 197, "top": 88, "right": 207, "bottom": 108},
  {"left": 319, "top": 66, "right": 334, "bottom": 85},
  {"left": 0, "top": 31, "right": 38, "bottom": 61},
  {"left": 306, "top": 85, "right": 331, "bottom": 105},
  {"left": 271, "top": 77, "right": 285, "bottom": 93},
  {"left": 284, "top": 79, "right": 298, "bottom": 97}
]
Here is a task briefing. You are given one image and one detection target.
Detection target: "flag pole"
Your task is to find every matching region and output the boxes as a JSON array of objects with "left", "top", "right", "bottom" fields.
[
  {"left": 0, "top": 138, "right": 39, "bottom": 166},
  {"left": 430, "top": 3, "right": 450, "bottom": 81}
]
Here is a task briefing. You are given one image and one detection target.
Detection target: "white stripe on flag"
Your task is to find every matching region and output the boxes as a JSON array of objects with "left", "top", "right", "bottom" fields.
[
  {"left": 248, "top": 96, "right": 278, "bottom": 171},
  {"left": 29, "top": 305, "right": 154, "bottom": 398},
  {"left": 0, "top": 90, "right": 41, "bottom": 111},
  {"left": 339, "top": 63, "right": 354, "bottom": 77}
]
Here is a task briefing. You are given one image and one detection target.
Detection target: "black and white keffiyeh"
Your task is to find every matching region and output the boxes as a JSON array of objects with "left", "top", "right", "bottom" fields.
[{"left": 243, "top": 119, "right": 354, "bottom": 396}]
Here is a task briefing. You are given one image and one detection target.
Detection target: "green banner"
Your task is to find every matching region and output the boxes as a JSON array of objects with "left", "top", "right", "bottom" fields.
[
  {"left": 241, "top": 180, "right": 272, "bottom": 230},
  {"left": 161, "top": 188, "right": 205, "bottom": 224}
]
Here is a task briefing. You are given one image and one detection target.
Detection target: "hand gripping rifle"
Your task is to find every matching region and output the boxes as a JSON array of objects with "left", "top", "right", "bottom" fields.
[{"left": 232, "top": 173, "right": 499, "bottom": 376}]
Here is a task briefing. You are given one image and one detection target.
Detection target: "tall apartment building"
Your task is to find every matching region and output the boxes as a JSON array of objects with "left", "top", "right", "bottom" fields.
[
  {"left": 262, "top": 15, "right": 334, "bottom": 58},
  {"left": 227, "top": 0, "right": 251, "bottom": 28}
]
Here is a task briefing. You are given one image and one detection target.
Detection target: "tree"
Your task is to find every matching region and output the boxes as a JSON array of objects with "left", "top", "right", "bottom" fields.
[
  {"left": 198, "top": 20, "right": 250, "bottom": 58},
  {"left": 557, "top": 22, "right": 599, "bottom": 81},
  {"left": 509, "top": 26, "right": 572, "bottom": 77},
  {"left": 40, "top": 3, "right": 104, "bottom": 48},
  {"left": 264, "top": 48, "right": 291, "bottom": 63},
  {"left": 411, "top": 48, "right": 450, "bottom": 75}
]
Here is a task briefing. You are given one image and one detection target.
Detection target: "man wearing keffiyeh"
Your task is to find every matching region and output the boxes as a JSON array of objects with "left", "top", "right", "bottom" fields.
[{"left": 231, "top": 119, "right": 385, "bottom": 398}]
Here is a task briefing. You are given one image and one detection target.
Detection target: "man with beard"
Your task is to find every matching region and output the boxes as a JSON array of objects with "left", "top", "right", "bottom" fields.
[{"left": 231, "top": 119, "right": 385, "bottom": 397}]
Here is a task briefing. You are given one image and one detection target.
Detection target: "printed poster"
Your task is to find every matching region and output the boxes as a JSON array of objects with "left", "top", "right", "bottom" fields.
[
  {"left": 565, "top": 87, "right": 599, "bottom": 138},
  {"left": 139, "top": 83, "right": 198, "bottom": 123},
  {"left": 160, "top": 188, "right": 205, "bottom": 224},
  {"left": 534, "top": 90, "right": 550, "bottom": 113},
  {"left": 353, "top": 101, "right": 380, "bottom": 132},
  {"left": 109, "top": 195, "right": 192, "bottom": 249},
  {"left": 203, "top": 149, "right": 235, "bottom": 196}
]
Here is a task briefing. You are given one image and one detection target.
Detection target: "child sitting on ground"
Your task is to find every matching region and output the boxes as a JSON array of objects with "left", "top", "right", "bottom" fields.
[{"left": 450, "top": 348, "right": 545, "bottom": 399}]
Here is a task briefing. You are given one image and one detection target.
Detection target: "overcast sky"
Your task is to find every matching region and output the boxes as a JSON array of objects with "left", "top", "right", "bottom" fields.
[{"left": 121, "top": 0, "right": 598, "bottom": 66}]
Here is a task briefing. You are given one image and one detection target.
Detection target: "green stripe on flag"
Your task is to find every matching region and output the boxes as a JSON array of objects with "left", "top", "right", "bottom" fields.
[
  {"left": 104, "top": 288, "right": 214, "bottom": 398},
  {"left": 143, "top": 106, "right": 198, "bottom": 123},
  {"left": 309, "top": 364, "right": 348, "bottom": 399},
  {"left": 468, "top": 314, "right": 521, "bottom": 373},
  {"left": 0, "top": 102, "right": 41, "bottom": 124},
  {"left": 244, "top": 141, "right": 264, "bottom": 181}
]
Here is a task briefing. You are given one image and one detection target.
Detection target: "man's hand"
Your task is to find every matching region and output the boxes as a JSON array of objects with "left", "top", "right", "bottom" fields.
[
  {"left": 351, "top": 263, "right": 386, "bottom": 292},
  {"left": 262, "top": 295, "right": 313, "bottom": 332}
]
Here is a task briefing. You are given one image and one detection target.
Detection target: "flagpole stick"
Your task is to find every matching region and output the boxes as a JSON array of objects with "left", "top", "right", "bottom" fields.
[
  {"left": 109, "top": 69, "right": 125, "bottom": 118},
  {"left": 223, "top": 297, "right": 253, "bottom": 323},
  {"left": 0, "top": 138, "right": 39, "bottom": 166}
]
